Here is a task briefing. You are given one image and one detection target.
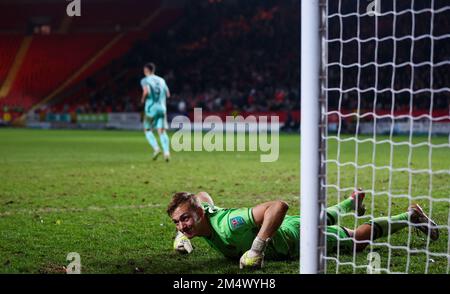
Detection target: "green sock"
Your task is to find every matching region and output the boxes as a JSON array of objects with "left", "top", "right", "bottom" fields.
[
  {"left": 326, "top": 198, "right": 353, "bottom": 225},
  {"left": 371, "top": 212, "right": 409, "bottom": 239}
]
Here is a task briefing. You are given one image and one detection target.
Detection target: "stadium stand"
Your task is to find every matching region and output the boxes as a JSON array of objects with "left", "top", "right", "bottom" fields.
[
  {"left": 0, "top": 35, "right": 23, "bottom": 85},
  {"left": 70, "top": 0, "right": 160, "bottom": 31},
  {"left": 50, "top": 0, "right": 301, "bottom": 123},
  {"left": 1, "top": 0, "right": 447, "bottom": 129},
  {"left": 4, "top": 34, "right": 114, "bottom": 109},
  {"left": 0, "top": 0, "right": 181, "bottom": 123},
  {"left": 0, "top": 2, "right": 63, "bottom": 32}
]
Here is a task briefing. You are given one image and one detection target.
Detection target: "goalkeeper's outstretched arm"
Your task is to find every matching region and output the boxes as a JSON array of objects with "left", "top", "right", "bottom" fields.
[
  {"left": 240, "top": 200, "right": 289, "bottom": 269},
  {"left": 252, "top": 200, "right": 289, "bottom": 240}
]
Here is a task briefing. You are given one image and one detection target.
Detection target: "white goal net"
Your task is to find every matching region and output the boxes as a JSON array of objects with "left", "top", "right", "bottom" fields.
[{"left": 301, "top": 0, "right": 450, "bottom": 274}]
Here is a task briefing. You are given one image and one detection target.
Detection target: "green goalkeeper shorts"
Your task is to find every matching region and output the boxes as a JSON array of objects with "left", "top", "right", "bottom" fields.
[{"left": 326, "top": 225, "right": 354, "bottom": 253}]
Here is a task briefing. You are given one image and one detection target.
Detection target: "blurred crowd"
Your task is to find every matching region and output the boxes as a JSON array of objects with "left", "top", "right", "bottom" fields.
[
  {"left": 22, "top": 0, "right": 448, "bottom": 120},
  {"left": 72, "top": 0, "right": 300, "bottom": 116},
  {"left": 327, "top": 0, "right": 450, "bottom": 113}
]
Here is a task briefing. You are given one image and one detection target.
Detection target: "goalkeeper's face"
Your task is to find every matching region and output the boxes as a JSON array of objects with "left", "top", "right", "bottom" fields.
[{"left": 171, "top": 203, "right": 203, "bottom": 238}]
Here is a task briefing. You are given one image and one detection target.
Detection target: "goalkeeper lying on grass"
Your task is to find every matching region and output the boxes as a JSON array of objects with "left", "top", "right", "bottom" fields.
[{"left": 167, "top": 190, "right": 439, "bottom": 269}]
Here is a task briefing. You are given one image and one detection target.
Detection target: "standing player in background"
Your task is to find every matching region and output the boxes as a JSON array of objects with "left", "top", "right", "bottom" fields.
[{"left": 140, "top": 62, "right": 171, "bottom": 162}]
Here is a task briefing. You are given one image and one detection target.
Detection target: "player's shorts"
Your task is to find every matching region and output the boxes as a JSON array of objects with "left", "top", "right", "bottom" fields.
[
  {"left": 326, "top": 225, "right": 353, "bottom": 253},
  {"left": 268, "top": 217, "right": 354, "bottom": 258},
  {"left": 143, "top": 103, "right": 168, "bottom": 130},
  {"left": 267, "top": 215, "right": 300, "bottom": 259}
]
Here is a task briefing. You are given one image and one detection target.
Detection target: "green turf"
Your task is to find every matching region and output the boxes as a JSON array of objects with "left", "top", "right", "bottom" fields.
[
  {"left": 0, "top": 128, "right": 299, "bottom": 274},
  {"left": 0, "top": 128, "right": 448, "bottom": 274},
  {"left": 325, "top": 134, "right": 450, "bottom": 274}
]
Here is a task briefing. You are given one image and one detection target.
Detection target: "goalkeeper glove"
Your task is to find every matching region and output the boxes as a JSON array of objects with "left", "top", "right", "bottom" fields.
[
  {"left": 173, "top": 231, "right": 193, "bottom": 254},
  {"left": 239, "top": 236, "right": 270, "bottom": 269}
]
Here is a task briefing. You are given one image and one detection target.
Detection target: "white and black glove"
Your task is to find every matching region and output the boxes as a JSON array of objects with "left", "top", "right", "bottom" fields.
[
  {"left": 239, "top": 236, "right": 270, "bottom": 269},
  {"left": 173, "top": 231, "right": 193, "bottom": 254}
]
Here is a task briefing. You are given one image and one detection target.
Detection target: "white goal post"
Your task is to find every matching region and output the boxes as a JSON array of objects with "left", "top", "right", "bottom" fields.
[
  {"left": 300, "top": 0, "right": 327, "bottom": 274},
  {"left": 301, "top": 0, "right": 450, "bottom": 274}
]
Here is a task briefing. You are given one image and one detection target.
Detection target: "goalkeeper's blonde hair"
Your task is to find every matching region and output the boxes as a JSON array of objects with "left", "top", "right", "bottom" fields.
[{"left": 167, "top": 192, "right": 201, "bottom": 217}]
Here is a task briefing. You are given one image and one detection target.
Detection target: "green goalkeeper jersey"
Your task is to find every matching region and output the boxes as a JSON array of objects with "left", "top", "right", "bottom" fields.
[{"left": 200, "top": 202, "right": 300, "bottom": 260}]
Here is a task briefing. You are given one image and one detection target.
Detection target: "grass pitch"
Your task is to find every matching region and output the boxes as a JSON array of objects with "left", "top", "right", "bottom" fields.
[
  {"left": 0, "top": 128, "right": 299, "bottom": 274},
  {"left": 0, "top": 128, "right": 448, "bottom": 273}
]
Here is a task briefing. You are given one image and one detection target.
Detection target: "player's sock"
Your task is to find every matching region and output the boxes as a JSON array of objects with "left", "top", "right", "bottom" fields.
[
  {"left": 159, "top": 131, "right": 170, "bottom": 155},
  {"left": 326, "top": 198, "right": 353, "bottom": 225},
  {"left": 369, "top": 212, "right": 409, "bottom": 239},
  {"left": 145, "top": 130, "right": 160, "bottom": 152}
]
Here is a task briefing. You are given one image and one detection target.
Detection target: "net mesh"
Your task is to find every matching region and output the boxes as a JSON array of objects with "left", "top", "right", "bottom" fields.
[{"left": 322, "top": 0, "right": 450, "bottom": 273}]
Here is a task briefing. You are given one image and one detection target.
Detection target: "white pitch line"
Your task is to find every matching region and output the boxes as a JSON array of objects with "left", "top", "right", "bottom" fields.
[{"left": 0, "top": 203, "right": 162, "bottom": 217}]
